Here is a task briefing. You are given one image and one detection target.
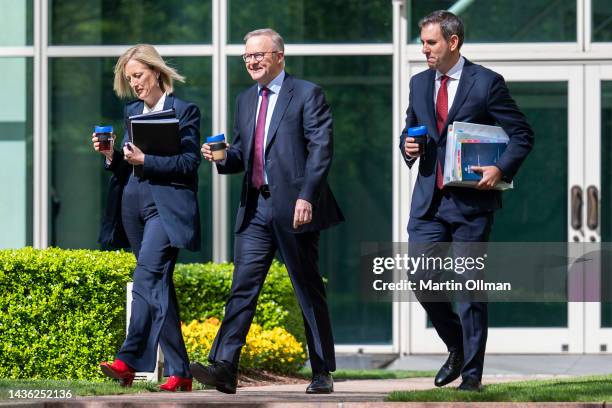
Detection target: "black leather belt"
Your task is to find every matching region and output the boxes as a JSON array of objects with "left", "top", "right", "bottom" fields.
[{"left": 255, "top": 184, "right": 271, "bottom": 199}]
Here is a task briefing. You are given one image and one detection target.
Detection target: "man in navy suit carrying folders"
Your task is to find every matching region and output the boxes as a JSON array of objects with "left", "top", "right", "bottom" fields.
[
  {"left": 194, "top": 28, "right": 344, "bottom": 395},
  {"left": 399, "top": 11, "right": 534, "bottom": 391}
]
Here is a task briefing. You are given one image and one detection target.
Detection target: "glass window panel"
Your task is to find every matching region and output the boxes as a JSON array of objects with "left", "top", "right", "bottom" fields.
[
  {"left": 0, "top": 1, "right": 33, "bottom": 46},
  {"left": 409, "top": 0, "right": 576, "bottom": 43},
  {"left": 601, "top": 81, "right": 612, "bottom": 327},
  {"left": 489, "top": 81, "right": 568, "bottom": 327},
  {"left": 228, "top": 0, "right": 391, "bottom": 44},
  {"left": 592, "top": 0, "right": 612, "bottom": 42},
  {"left": 491, "top": 82, "right": 567, "bottom": 243},
  {"left": 0, "top": 57, "right": 33, "bottom": 248},
  {"left": 227, "top": 55, "right": 393, "bottom": 344},
  {"left": 49, "top": 57, "right": 212, "bottom": 263},
  {"left": 49, "top": 0, "right": 212, "bottom": 45}
]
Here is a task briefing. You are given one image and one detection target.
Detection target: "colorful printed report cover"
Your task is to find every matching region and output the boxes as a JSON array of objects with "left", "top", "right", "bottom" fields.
[{"left": 461, "top": 142, "right": 507, "bottom": 181}]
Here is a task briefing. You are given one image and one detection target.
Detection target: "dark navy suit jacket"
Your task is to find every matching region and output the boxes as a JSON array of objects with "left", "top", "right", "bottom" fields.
[
  {"left": 399, "top": 59, "right": 534, "bottom": 217},
  {"left": 99, "top": 94, "right": 201, "bottom": 251},
  {"left": 217, "top": 73, "right": 344, "bottom": 233}
]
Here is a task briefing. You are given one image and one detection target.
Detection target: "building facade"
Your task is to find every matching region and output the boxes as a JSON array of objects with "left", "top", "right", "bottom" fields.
[{"left": 0, "top": 0, "right": 610, "bottom": 354}]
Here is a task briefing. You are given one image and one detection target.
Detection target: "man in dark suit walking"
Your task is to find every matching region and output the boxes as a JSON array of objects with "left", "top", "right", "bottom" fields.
[
  {"left": 400, "top": 11, "right": 534, "bottom": 391},
  {"left": 193, "top": 28, "right": 343, "bottom": 394}
]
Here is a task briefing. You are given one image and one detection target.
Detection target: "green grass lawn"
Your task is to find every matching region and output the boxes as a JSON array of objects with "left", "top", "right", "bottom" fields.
[
  {"left": 387, "top": 374, "right": 612, "bottom": 402},
  {"left": 0, "top": 379, "right": 211, "bottom": 399},
  {"left": 298, "top": 368, "right": 436, "bottom": 380},
  {"left": 0, "top": 370, "right": 434, "bottom": 399}
]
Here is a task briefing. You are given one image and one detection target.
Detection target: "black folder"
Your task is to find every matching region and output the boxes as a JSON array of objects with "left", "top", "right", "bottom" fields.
[{"left": 128, "top": 109, "right": 180, "bottom": 176}]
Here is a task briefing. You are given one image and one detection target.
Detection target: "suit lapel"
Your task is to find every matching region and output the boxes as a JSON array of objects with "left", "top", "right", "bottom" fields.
[
  {"left": 163, "top": 93, "right": 175, "bottom": 111},
  {"left": 265, "top": 74, "right": 294, "bottom": 151},
  {"left": 125, "top": 101, "right": 143, "bottom": 143},
  {"left": 243, "top": 84, "right": 259, "bottom": 168},
  {"left": 445, "top": 59, "right": 476, "bottom": 132},
  {"left": 424, "top": 70, "right": 439, "bottom": 142},
  {"left": 129, "top": 100, "right": 144, "bottom": 117}
]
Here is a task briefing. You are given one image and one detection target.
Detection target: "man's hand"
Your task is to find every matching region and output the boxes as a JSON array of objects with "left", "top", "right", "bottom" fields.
[
  {"left": 471, "top": 165, "right": 502, "bottom": 190},
  {"left": 404, "top": 137, "right": 422, "bottom": 158},
  {"left": 293, "top": 199, "right": 313, "bottom": 229},
  {"left": 123, "top": 142, "right": 145, "bottom": 165},
  {"left": 201, "top": 142, "right": 230, "bottom": 162},
  {"left": 201, "top": 143, "right": 213, "bottom": 162}
]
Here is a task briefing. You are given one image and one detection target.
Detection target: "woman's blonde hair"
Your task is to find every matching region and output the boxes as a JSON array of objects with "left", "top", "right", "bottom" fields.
[{"left": 113, "top": 44, "right": 185, "bottom": 99}]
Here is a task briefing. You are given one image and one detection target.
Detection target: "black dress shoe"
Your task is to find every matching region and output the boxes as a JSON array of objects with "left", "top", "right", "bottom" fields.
[
  {"left": 458, "top": 377, "right": 482, "bottom": 391},
  {"left": 306, "top": 372, "right": 334, "bottom": 394},
  {"left": 434, "top": 350, "right": 463, "bottom": 387},
  {"left": 190, "top": 361, "right": 237, "bottom": 394}
]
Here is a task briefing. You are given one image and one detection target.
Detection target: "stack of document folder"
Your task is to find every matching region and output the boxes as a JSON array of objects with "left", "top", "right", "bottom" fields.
[
  {"left": 443, "top": 121, "right": 513, "bottom": 191},
  {"left": 128, "top": 108, "right": 180, "bottom": 177}
]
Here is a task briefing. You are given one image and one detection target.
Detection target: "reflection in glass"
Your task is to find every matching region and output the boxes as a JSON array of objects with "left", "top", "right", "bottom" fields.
[
  {"left": 228, "top": 0, "right": 391, "bottom": 44},
  {"left": 49, "top": 57, "right": 212, "bottom": 262},
  {"left": 489, "top": 82, "right": 568, "bottom": 327},
  {"left": 0, "top": 1, "right": 33, "bottom": 46},
  {"left": 601, "top": 81, "right": 612, "bottom": 327},
  {"left": 593, "top": 0, "right": 612, "bottom": 42},
  {"left": 50, "top": 1, "right": 212, "bottom": 45},
  {"left": 227, "top": 56, "right": 393, "bottom": 343},
  {"left": 410, "top": 0, "right": 576, "bottom": 43},
  {"left": 0, "top": 58, "right": 33, "bottom": 248}
]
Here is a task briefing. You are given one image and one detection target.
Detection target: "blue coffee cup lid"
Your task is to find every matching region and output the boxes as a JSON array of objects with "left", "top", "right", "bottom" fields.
[
  {"left": 407, "top": 126, "right": 427, "bottom": 136},
  {"left": 207, "top": 134, "right": 225, "bottom": 143},
  {"left": 94, "top": 125, "right": 113, "bottom": 133}
]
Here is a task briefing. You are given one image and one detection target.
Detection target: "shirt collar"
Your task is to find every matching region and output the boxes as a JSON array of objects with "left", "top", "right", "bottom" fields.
[
  {"left": 258, "top": 70, "right": 285, "bottom": 95},
  {"left": 436, "top": 55, "right": 464, "bottom": 81},
  {"left": 144, "top": 92, "right": 167, "bottom": 113}
]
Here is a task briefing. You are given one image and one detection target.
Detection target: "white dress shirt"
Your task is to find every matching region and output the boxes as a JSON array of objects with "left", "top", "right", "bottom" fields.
[
  {"left": 143, "top": 92, "right": 167, "bottom": 114},
  {"left": 434, "top": 56, "right": 465, "bottom": 113},
  {"left": 254, "top": 70, "right": 285, "bottom": 184}
]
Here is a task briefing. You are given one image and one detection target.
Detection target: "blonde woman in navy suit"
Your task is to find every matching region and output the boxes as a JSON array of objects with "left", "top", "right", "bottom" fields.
[{"left": 92, "top": 44, "right": 201, "bottom": 392}]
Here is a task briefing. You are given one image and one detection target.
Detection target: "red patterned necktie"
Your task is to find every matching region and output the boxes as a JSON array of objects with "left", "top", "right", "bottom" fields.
[
  {"left": 251, "top": 87, "right": 269, "bottom": 189},
  {"left": 435, "top": 75, "right": 450, "bottom": 190}
]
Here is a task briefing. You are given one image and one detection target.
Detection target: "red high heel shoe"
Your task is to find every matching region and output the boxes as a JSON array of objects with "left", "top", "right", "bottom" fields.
[
  {"left": 159, "top": 376, "right": 193, "bottom": 392},
  {"left": 99, "top": 359, "right": 136, "bottom": 387}
]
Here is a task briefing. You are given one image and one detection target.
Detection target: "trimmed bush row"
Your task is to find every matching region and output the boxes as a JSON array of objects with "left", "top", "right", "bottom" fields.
[{"left": 0, "top": 248, "right": 304, "bottom": 379}]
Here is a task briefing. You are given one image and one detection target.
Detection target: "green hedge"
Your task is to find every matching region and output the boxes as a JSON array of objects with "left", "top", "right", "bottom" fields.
[
  {"left": 0, "top": 248, "right": 303, "bottom": 380},
  {"left": 174, "top": 261, "right": 304, "bottom": 345},
  {"left": 0, "top": 248, "right": 134, "bottom": 380}
]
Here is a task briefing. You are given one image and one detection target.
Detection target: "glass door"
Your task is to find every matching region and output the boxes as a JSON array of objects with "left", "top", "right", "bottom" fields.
[
  {"left": 407, "top": 64, "right": 585, "bottom": 353},
  {"left": 584, "top": 65, "right": 612, "bottom": 353}
]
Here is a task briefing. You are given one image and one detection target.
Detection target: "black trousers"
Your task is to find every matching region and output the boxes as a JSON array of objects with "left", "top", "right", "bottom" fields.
[
  {"left": 117, "top": 175, "right": 190, "bottom": 378},
  {"left": 408, "top": 190, "right": 493, "bottom": 381},
  {"left": 208, "top": 191, "right": 336, "bottom": 373}
]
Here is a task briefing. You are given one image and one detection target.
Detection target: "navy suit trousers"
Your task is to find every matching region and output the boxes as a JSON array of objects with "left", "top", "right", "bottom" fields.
[
  {"left": 208, "top": 191, "right": 336, "bottom": 373},
  {"left": 117, "top": 175, "right": 190, "bottom": 378},
  {"left": 408, "top": 190, "right": 493, "bottom": 381}
]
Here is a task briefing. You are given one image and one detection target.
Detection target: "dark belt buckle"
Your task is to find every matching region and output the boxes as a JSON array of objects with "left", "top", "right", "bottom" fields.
[{"left": 260, "top": 185, "right": 271, "bottom": 199}]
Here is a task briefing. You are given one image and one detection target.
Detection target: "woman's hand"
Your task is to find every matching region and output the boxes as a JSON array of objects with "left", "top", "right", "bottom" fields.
[
  {"left": 123, "top": 142, "right": 145, "bottom": 165},
  {"left": 91, "top": 132, "right": 115, "bottom": 161}
]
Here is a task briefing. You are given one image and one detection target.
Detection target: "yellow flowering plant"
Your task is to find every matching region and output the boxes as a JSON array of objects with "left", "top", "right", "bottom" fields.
[{"left": 182, "top": 318, "right": 307, "bottom": 373}]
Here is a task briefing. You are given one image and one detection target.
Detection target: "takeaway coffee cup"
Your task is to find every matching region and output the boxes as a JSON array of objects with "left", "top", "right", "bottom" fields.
[
  {"left": 407, "top": 125, "right": 428, "bottom": 155},
  {"left": 94, "top": 125, "right": 113, "bottom": 152},
  {"left": 207, "top": 134, "right": 227, "bottom": 161}
]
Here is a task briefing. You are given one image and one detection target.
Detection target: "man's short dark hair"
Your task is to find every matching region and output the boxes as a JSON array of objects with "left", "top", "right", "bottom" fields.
[{"left": 419, "top": 10, "right": 464, "bottom": 49}]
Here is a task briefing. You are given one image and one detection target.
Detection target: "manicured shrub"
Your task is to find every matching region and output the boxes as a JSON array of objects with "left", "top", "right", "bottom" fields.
[
  {"left": 174, "top": 261, "right": 305, "bottom": 345},
  {"left": 0, "top": 248, "right": 305, "bottom": 379},
  {"left": 0, "top": 247, "right": 135, "bottom": 380}
]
